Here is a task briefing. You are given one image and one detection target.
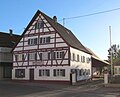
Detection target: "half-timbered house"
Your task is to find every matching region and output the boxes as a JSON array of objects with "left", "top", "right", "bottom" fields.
[{"left": 12, "top": 10, "right": 92, "bottom": 84}]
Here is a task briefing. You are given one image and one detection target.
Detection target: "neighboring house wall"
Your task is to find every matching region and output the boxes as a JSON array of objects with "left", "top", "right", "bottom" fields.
[
  {"left": 0, "top": 47, "right": 12, "bottom": 80},
  {"left": 0, "top": 47, "right": 12, "bottom": 62}
]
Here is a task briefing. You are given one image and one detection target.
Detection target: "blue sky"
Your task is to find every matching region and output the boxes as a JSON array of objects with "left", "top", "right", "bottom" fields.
[{"left": 0, "top": 0, "right": 120, "bottom": 60}]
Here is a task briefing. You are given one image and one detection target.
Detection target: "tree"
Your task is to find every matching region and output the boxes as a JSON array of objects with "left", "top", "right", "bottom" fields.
[{"left": 108, "top": 44, "right": 119, "bottom": 62}]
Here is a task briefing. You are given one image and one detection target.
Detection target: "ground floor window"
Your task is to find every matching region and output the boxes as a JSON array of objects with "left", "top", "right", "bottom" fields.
[
  {"left": 78, "top": 69, "right": 90, "bottom": 76},
  {"left": 15, "top": 69, "right": 25, "bottom": 78},
  {"left": 53, "top": 69, "right": 65, "bottom": 77},
  {"left": 39, "top": 69, "right": 50, "bottom": 76}
]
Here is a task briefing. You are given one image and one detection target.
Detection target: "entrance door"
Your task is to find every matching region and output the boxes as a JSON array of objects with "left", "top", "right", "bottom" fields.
[{"left": 29, "top": 69, "right": 34, "bottom": 81}]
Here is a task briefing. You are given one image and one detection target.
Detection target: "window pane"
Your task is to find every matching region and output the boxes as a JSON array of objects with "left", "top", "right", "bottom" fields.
[
  {"left": 39, "top": 70, "right": 42, "bottom": 76},
  {"left": 53, "top": 69, "right": 56, "bottom": 76},
  {"left": 34, "top": 38, "right": 38, "bottom": 45},
  {"left": 46, "top": 37, "right": 50, "bottom": 43},
  {"left": 48, "top": 52, "right": 51, "bottom": 60},
  {"left": 40, "top": 38, "right": 42, "bottom": 44}
]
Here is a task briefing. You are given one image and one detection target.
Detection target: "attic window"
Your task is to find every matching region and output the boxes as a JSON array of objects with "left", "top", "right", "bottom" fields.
[{"left": 35, "top": 21, "right": 44, "bottom": 29}]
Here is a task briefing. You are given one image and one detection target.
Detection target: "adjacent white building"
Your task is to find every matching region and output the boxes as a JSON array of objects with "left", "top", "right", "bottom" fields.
[{"left": 12, "top": 10, "right": 92, "bottom": 84}]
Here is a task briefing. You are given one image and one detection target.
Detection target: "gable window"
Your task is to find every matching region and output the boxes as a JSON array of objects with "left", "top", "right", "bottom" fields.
[
  {"left": 28, "top": 38, "right": 38, "bottom": 45},
  {"left": 35, "top": 21, "right": 44, "bottom": 29},
  {"left": 39, "top": 37, "right": 51, "bottom": 44},
  {"left": 46, "top": 37, "right": 50, "bottom": 43}
]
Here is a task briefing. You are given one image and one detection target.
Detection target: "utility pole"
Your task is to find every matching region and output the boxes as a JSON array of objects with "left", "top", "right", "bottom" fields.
[
  {"left": 109, "top": 26, "right": 113, "bottom": 77},
  {"left": 63, "top": 18, "right": 65, "bottom": 26}
]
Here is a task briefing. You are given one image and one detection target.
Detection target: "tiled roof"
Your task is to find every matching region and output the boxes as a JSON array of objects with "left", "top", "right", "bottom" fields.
[
  {"left": 0, "top": 32, "right": 21, "bottom": 48},
  {"left": 42, "top": 11, "right": 90, "bottom": 54},
  {"left": 86, "top": 47, "right": 109, "bottom": 66},
  {"left": 13, "top": 10, "right": 91, "bottom": 54}
]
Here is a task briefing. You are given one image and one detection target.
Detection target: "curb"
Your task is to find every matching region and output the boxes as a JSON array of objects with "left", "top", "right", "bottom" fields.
[{"left": 104, "top": 84, "right": 120, "bottom": 88}]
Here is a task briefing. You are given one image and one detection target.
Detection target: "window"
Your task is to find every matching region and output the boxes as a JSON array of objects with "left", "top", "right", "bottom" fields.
[
  {"left": 86, "top": 57, "right": 91, "bottom": 63},
  {"left": 60, "top": 52, "right": 64, "bottom": 59},
  {"left": 15, "top": 54, "right": 24, "bottom": 61},
  {"left": 39, "top": 53, "right": 42, "bottom": 60},
  {"left": 15, "top": 55, "right": 18, "bottom": 61},
  {"left": 77, "top": 54, "right": 79, "bottom": 62},
  {"left": 73, "top": 53, "right": 75, "bottom": 61},
  {"left": 39, "top": 37, "right": 51, "bottom": 44},
  {"left": 119, "top": 68, "right": 120, "bottom": 74},
  {"left": 53, "top": 69, "right": 65, "bottom": 77},
  {"left": 114, "top": 68, "right": 117, "bottom": 74},
  {"left": 48, "top": 51, "right": 64, "bottom": 60},
  {"left": 28, "top": 38, "right": 38, "bottom": 45},
  {"left": 39, "top": 69, "right": 50, "bottom": 76},
  {"left": 81, "top": 56, "right": 85, "bottom": 63},
  {"left": 29, "top": 53, "right": 37, "bottom": 60},
  {"left": 22, "top": 54, "right": 25, "bottom": 61},
  {"left": 15, "top": 69, "right": 25, "bottom": 78},
  {"left": 35, "top": 21, "right": 44, "bottom": 29},
  {"left": 79, "top": 69, "right": 82, "bottom": 76},
  {"left": 46, "top": 37, "right": 50, "bottom": 43}
]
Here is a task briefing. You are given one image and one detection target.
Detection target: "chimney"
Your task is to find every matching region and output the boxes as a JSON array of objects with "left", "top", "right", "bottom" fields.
[
  {"left": 9, "top": 29, "right": 13, "bottom": 36},
  {"left": 53, "top": 16, "right": 57, "bottom": 22}
]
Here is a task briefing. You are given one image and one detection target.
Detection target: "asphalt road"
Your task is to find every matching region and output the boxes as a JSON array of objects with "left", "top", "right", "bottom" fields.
[{"left": 0, "top": 80, "right": 120, "bottom": 97}]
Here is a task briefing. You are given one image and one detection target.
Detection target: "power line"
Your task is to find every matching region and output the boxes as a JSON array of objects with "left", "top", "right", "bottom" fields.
[{"left": 59, "top": 7, "right": 120, "bottom": 26}]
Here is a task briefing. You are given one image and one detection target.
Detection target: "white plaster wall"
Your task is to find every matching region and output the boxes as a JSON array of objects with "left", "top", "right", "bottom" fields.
[
  {"left": 39, "top": 44, "right": 54, "bottom": 49},
  {"left": 14, "top": 47, "right": 22, "bottom": 51},
  {"left": 56, "top": 43, "right": 68, "bottom": 47},
  {"left": 12, "top": 66, "right": 71, "bottom": 81},
  {"left": 70, "top": 47, "right": 92, "bottom": 80},
  {"left": 34, "top": 66, "right": 70, "bottom": 81}
]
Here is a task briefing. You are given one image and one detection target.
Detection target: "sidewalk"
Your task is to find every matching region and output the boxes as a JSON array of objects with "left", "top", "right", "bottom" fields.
[{"left": 104, "top": 83, "right": 120, "bottom": 88}]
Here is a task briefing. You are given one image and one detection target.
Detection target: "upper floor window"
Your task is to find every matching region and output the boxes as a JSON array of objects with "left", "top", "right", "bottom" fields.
[
  {"left": 28, "top": 38, "right": 38, "bottom": 45},
  {"left": 35, "top": 21, "right": 44, "bottom": 29},
  {"left": 48, "top": 51, "right": 64, "bottom": 60},
  {"left": 28, "top": 53, "right": 37, "bottom": 60},
  {"left": 15, "top": 54, "right": 25, "bottom": 61},
  {"left": 73, "top": 53, "right": 75, "bottom": 61},
  {"left": 77, "top": 54, "right": 80, "bottom": 62},
  {"left": 86, "top": 57, "right": 91, "bottom": 63},
  {"left": 81, "top": 56, "right": 85, "bottom": 63},
  {"left": 39, "top": 37, "right": 50, "bottom": 44}
]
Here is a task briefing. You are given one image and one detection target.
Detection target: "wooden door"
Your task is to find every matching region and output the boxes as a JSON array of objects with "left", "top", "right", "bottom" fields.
[{"left": 29, "top": 69, "right": 34, "bottom": 81}]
